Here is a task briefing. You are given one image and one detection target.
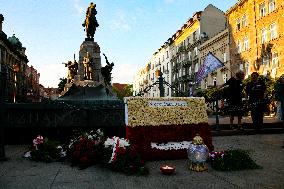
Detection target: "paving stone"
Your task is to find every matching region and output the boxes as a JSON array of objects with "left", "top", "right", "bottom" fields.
[{"left": 0, "top": 134, "right": 283, "bottom": 189}]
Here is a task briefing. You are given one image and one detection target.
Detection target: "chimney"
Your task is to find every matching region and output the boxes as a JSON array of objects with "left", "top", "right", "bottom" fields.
[{"left": 0, "top": 14, "right": 4, "bottom": 32}]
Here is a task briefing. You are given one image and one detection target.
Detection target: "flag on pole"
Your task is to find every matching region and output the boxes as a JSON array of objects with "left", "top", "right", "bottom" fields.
[{"left": 196, "top": 52, "right": 224, "bottom": 84}]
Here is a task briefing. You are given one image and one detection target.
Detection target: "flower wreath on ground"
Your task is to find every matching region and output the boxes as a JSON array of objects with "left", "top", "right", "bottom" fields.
[
  {"left": 67, "top": 129, "right": 105, "bottom": 169},
  {"left": 102, "top": 136, "right": 149, "bottom": 175},
  {"left": 23, "top": 135, "right": 66, "bottom": 162},
  {"left": 209, "top": 149, "right": 262, "bottom": 171}
]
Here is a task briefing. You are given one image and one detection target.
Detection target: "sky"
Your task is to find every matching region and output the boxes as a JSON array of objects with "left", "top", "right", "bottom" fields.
[{"left": 0, "top": 0, "right": 238, "bottom": 88}]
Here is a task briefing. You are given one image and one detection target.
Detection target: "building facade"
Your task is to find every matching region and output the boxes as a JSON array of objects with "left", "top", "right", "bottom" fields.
[
  {"left": 26, "top": 65, "right": 41, "bottom": 102},
  {"left": 226, "top": 0, "right": 284, "bottom": 79},
  {"left": 0, "top": 14, "right": 29, "bottom": 102},
  {"left": 134, "top": 4, "right": 227, "bottom": 97},
  {"left": 0, "top": 14, "right": 41, "bottom": 102},
  {"left": 199, "top": 28, "right": 231, "bottom": 89},
  {"left": 133, "top": 41, "right": 172, "bottom": 98},
  {"left": 170, "top": 4, "right": 227, "bottom": 96}
]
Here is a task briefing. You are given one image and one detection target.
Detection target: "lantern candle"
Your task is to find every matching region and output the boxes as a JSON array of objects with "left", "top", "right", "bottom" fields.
[
  {"left": 160, "top": 165, "right": 175, "bottom": 175},
  {"left": 187, "top": 134, "right": 209, "bottom": 172}
]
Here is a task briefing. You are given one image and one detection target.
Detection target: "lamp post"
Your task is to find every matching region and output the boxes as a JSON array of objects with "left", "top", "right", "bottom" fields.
[
  {"left": 0, "top": 64, "right": 7, "bottom": 161},
  {"left": 158, "top": 72, "right": 165, "bottom": 97},
  {"left": 214, "top": 82, "right": 220, "bottom": 131},
  {"left": 13, "top": 64, "right": 20, "bottom": 103}
]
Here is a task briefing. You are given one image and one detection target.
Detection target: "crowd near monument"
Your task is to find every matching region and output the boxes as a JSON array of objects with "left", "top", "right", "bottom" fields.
[{"left": 60, "top": 2, "right": 116, "bottom": 100}]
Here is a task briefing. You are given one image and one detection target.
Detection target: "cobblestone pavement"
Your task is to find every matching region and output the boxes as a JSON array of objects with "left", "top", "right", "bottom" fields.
[{"left": 1, "top": 134, "right": 284, "bottom": 189}]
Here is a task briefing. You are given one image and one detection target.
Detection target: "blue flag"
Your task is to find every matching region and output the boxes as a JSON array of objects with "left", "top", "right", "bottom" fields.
[{"left": 196, "top": 52, "right": 224, "bottom": 83}]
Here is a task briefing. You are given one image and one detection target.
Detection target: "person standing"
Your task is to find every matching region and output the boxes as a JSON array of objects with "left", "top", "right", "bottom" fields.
[
  {"left": 219, "top": 71, "right": 245, "bottom": 130},
  {"left": 245, "top": 72, "right": 266, "bottom": 133}
]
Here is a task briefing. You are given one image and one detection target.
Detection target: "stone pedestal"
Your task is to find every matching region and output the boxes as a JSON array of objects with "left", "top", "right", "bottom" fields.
[
  {"left": 59, "top": 39, "right": 116, "bottom": 100},
  {"left": 78, "top": 40, "right": 103, "bottom": 83}
]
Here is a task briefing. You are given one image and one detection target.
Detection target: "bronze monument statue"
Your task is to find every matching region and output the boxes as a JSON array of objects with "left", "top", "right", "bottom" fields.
[
  {"left": 64, "top": 60, "right": 78, "bottom": 83},
  {"left": 82, "top": 2, "right": 99, "bottom": 40},
  {"left": 101, "top": 53, "right": 114, "bottom": 86},
  {"left": 83, "top": 52, "right": 94, "bottom": 80}
]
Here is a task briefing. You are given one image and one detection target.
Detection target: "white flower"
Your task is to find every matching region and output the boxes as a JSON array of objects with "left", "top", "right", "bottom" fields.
[
  {"left": 87, "top": 135, "right": 93, "bottom": 140},
  {"left": 104, "top": 138, "right": 115, "bottom": 147},
  {"left": 118, "top": 139, "right": 130, "bottom": 148}
]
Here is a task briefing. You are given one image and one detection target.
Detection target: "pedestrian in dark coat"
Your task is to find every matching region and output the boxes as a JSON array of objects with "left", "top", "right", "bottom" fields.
[{"left": 245, "top": 72, "right": 266, "bottom": 133}]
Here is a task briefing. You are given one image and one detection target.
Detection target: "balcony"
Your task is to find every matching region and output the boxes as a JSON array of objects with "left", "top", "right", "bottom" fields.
[
  {"left": 182, "top": 60, "right": 192, "bottom": 67},
  {"left": 182, "top": 75, "right": 193, "bottom": 82},
  {"left": 178, "top": 46, "right": 186, "bottom": 53},
  {"left": 173, "top": 66, "right": 179, "bottom": 73}
]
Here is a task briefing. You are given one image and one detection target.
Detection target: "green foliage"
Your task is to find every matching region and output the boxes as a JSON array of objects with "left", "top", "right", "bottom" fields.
[
  {"left": 124, "top": 84, "right": 133, "bottom": 96},
  {"left": 195, "top": 87, "right": 219, "bottom": 102},
  {"left": 211, "top": 149, "right": 261, "bottom": 171},
  {"left": 30, "top": 138, "right": 61, "bottom": 162},
  {"left": 58, "top": 77, "right": 67, "bottom": 93},
  {"left": 113, "top": 84, "right": 133, "bottom": 100},
  {"left": 243, "top": 75, "right": 276, "bottom": 99}
]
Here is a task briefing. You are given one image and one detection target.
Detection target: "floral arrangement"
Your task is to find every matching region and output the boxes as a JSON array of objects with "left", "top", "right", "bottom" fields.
[
  {"left": 67, "top": 129, "right": 105, "bottom": 169},
  {"left": 102, "top": 136, "right": 149, "bottom": 175},
  {"left": 24, "top": 131, "right": 149, "bottom": 175},
  {"left": 209, "top": 149, "right": 262, "bottom": 171},
  {"left": 125, "top": 97, "right": 208, "bottom": 127},
  {"left": 24, "top": 135, "right": 65, "bottom": 162}
]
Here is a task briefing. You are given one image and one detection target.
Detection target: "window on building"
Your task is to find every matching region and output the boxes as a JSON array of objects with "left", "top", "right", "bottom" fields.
[
  {"left": 223, "top": 73, "right": 228, "bottom": 83},
  {"left": 205, "top": 80, "right": 208, "bottom": 89},
  {"left": 245, "top": 62, "right": 250, "bottom": 78},
  {"left": 271, "top": 52, "right": 278, "bottom": 78},
  {"left": 167, "top": 88, "right": 169, "bottom": 96},
  {"left": 166, "top": 51, "right": 169, "bottom": 58},
  {"left": 223, "top": 52, "right": 227, "bottom": 62},
  {"left": 261, "top": 28, "right": 267, "bottom": 43},
  {"left": 236, "top": 18, "right": 241, "bottom": 31},
  {"left": 162, "top": 55, "right": 164, "bottom": 62},
  {"left": 269, "top": 0, "right": 276, "bottom": 13},
  {"left": 272, "top": 52, "right": 279, "bottom": 68},
  {"left": 212, "top": 76, "right": 217, "bottom": 86},
  {"left": 262, "top": 56, "right": 270, "bottom": 69},
  {"left": 270, "top": 23, "right": 277, "bottom": 40},
  {"left": 244, "top": 36, "right": 249, "bottom": 51},
  {"left": 262, "top": 58, "right": 270, "bottom": 76},
  {"left": 188, "top": 51, "right": 192, "bottom": 60},
  {"left": 166, "top": 63, "right": 169, "bottom": 71},
  {"left": 239, "top": 63, "right": 244, "bottom": 71},
  {"left": 242, "top": 14, "right": 248, "bottom": 27},
  {"left": 195, "top": 63, "right": 199, "bottom": 73},
  {"left": 260, "top": 2, "right": 266, "bottom": 17},
  {"left": 189, "top": 66, "right": 192, "bottom": 75},
  {"left": 194, "top": 47, "right": 198, "bottom": 56},
  {"left": 193, "top": 31, "right": 196, "bottom": 41},
  {"left": 237, "top": 41, "right": 242, "bottom": 53}
]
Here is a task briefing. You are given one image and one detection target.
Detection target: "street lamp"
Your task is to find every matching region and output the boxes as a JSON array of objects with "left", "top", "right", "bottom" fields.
[{"left": 13, "top": 64, "right": 20, "bottom": 103}]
